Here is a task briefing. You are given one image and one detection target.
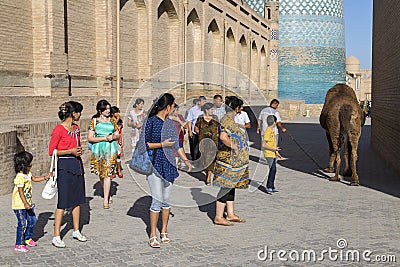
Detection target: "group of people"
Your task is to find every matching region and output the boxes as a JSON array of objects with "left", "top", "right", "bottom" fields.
[
  {"left": 12, "top": 99, "right": 125, "bottom": 251},
  {"left": 11, "top": 93, "right": 287, "bottom": 251}
]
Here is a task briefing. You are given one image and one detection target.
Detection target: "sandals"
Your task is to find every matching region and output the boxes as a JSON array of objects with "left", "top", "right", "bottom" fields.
[
  {"left": 226, "top": 216, "right": 246, "bottom": 223},
  {"left": 160, "top": 233, "right": 170, "bottom": 244},
  {"left": 103, "top": 203, "right": 110, "bottom": 209},
  {"left": 149, "top": 236, "right": 160, "bottom": 248},
  {"left": 213, "top": 219, "right": 234, "bottom": 226},
  {"left": 118, "top": 170, "right": 123, "bottom": 178}
]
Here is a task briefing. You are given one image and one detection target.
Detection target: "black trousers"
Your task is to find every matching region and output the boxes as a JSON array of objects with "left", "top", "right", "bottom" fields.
[
  {"left": 189, "top": 133, "right": 200, "bottom": 160},
  {"left": 217, "top": 188, "right": 236, "bottom": 203}
]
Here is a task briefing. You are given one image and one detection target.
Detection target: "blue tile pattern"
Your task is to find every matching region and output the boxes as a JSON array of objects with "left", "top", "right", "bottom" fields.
[
  {"left": 243, "top": 0, "right": 267, "bottom": 16},
  {"left": 278, "top": 0, "right": 346, "bottom": 104},
  {"left": 270, "top": 29, "right": 279, "bottom": 40}
]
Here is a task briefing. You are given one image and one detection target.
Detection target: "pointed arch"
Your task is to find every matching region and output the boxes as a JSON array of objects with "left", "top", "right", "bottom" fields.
[
  {"left": 120, "top": 0, "right": 148, "bottom": 81},
  {"left": 206, "top": 19, "right": 221, "bottom": 63},
  {"left": 187, "top": 8, "right": 200, "bottom": 26},
  {"left": 157, "top": 0, "right": 178, "bottom": 20},
  {"left": 205, "top": 19, "right": 222, "bottom": 87},
  {"left": 260, "top": 46, "right": 268, "bottom": 92},
  {"left": 226, "top": 27, "right": 236, "bottom": 87},
  {"left": 186, "top": 8, "right": 201, "bottom": 62},
  {"left": 226, "top": 28, "right": 236, "bottom": 69},
  {"left": 186, "top": 8, "right": 202, "bottom": 86},
  {"left": 251, "top": 40, "right": 259, "bottom": 86},
  {"left": 154, "top": 0, "right": 179, "bottom": 75},
  {"left": 239, "top": 35, "right": 248, "bottom": 76}
]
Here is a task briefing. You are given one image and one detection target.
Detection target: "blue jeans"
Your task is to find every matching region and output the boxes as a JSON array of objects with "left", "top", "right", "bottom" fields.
[
  {"left": 266, "top": 158, "right": 277, "bottom": 189},
  {"left": 14, "top": 208, "right": 37, "bottom": 245},
  {"left": 147, "top": 173, "right": 172, "bottom": 212}
]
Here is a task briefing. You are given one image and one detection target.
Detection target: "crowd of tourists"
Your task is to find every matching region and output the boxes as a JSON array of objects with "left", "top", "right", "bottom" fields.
[{"left": 11, "top": 93, "right": 286, "bottom": 251}]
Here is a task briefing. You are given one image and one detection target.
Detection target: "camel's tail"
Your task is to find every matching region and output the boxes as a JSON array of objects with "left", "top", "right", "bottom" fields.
[{"left": 339, "top": 104, "right": 353, "bottom": 132}]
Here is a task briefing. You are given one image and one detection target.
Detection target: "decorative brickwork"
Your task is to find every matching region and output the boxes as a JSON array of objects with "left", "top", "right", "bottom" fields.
[
  {"left": 371, "top": 0, "right": 400, "bottom": 175},
  {"left": 278, "top": 0, "right": 346, "bottom": 104},
  {"left": 0, "top": 0, "right": 277, "bottom": 195}
]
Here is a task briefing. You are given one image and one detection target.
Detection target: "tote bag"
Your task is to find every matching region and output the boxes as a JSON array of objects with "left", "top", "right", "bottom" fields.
[
  {"left": 129, "top": 148, "right": 155, "bottom": 175},
  {"left": 42, "top": 149, "right": 58, "bottom": 199},
  {"left": 129, "top": 118, "right": 156, "bottom": 175}
]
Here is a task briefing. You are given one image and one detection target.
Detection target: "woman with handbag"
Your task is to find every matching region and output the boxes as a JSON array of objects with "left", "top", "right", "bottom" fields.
[
  {"left": 138, "top": 93, "right": 191, "bottom": 248},
  {"left": 212, "top": 96, "right": 250, "bottom": 226},
  {"left": 88, "top": 100, "right": 119, "bottom": 209},
  {"left": 48, "top": 101, "right": 87, "bottom": 248},
  {"left": 194, "top": 102, "right": 220, "bottom": 185}
]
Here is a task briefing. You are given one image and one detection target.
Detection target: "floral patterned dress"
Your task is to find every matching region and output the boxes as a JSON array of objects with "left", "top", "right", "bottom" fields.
[
  {"left": 89, "top": 118, "right": 118, "bottom": 178},
  {"left": 128, "top": 109, "right": 147, "bottom": 150},
  {"left": 195, "top": 115, "right": 220, "bottom": 171},
  {"left": 213, "top": 115, "right": 249, "bottom": 189}
]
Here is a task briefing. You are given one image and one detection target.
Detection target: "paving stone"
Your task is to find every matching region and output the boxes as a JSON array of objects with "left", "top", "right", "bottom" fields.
[{"left": 0, "top": 117, "right": 398, "bottom": 266}]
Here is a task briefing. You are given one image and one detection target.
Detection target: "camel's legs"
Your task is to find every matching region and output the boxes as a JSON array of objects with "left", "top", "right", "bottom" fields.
[
  {"left": 343, "top": 138, "right": 352, "bottom": 177},
  {"left": 324, "top": 132, "right": 335, "bottom": 173},
  {"left": 349, "top": 132, "right": 361, "bottom": 186},
  {"left": 329, "top": 134, "right": 341, "bottom": 182}
]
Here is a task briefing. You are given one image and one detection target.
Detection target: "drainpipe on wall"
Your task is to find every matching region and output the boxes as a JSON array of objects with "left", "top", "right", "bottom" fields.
[
  {"left": 116, "top": 0, "right": 120, "bottom": 107},
  {"left": 183, "top": 0, "right": 188, "bottom": 104},
  {"left": 222, "top": 20, "right": 227, "bottom": 100},
  {"left": 249, "top": 34, "right": 252, "bottom": 104}
]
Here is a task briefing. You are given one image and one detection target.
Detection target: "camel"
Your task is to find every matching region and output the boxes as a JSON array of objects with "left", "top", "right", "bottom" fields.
[{"left": 319, "top": 84, "right": 365, "bottom": 186}]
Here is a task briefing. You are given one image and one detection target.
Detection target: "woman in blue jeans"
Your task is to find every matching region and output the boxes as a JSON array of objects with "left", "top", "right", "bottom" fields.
[{"left": 138, "top": 93, "right": 191, "bottom": 248}]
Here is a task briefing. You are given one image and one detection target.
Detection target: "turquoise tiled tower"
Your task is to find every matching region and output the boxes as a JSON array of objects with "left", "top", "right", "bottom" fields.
[
  {"left": 278, "top": 0, "right": 346, "bottom": 103},
  {"left": 243, "top": 0, "right": 267, "bottom": 16}
]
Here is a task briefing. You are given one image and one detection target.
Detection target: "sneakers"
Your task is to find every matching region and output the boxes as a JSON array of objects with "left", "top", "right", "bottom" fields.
[
  {"left": 15, "top": 239, "right": 36, "bottom": 252},
  {"left": 52, "top": 236, "right": 66, "bottom": 248},
  {"left": 267, "top": 188, "right": 279, "bottom": 193},
  {"left": 25, "top": 239, "right": 37, "bottom": 247},
  {"left": 72, "top": 230, "right": 87, "bottom": 242},
  {"left": 14, "top": 245, "right": 29, "bottom": 252},
  {"left": 259, "top": 158, "right": 268, "bottom": 164}
]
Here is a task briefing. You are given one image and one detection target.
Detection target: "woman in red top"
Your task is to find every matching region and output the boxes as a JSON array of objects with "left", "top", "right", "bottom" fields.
[{"left": 48, "top": 101, "right": 87, "bottom": 248}]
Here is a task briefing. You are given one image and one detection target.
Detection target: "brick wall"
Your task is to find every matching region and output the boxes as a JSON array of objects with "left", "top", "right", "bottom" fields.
[
  {"left": 0, "top": 118, "right": 91, "bottom": 196},
  {"left": 0, "top": 0, "right": 282, "bottom": 195},
  {"left": 371, "top": 1, "right": 400, "bottom": 175},
  {"left": 0, "top": 130, "right": 19, "bottom": 195}
]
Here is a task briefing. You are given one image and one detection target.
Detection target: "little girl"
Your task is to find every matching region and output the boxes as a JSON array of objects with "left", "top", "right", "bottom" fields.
[
  {"left": 111, "top": 106, "right": 124, "bottom": 178},
  {"left": 12, "top": 151, "right": 51, "bottom": 252}
]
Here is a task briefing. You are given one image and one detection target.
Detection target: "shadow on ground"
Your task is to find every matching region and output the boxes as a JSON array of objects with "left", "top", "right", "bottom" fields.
[
  {"left": 127, "top": 196, "right": 167, "bottom": 237},
  {"left": 34, "top": 196, "right": 93, "bottom": 240},
  {"left": 93, "top": 180, "right": 119, "bottom": 198},
  {"left": 190, "top": 188, "right": 216, "bottom": 223},
  {"left": 262, "top": 122, "right": 400, "bottom": 198}
]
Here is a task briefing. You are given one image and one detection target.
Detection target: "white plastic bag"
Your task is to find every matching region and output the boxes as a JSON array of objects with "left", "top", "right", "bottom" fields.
[{"left": 42, "top": 149, "right": 58, "bottom": 199}]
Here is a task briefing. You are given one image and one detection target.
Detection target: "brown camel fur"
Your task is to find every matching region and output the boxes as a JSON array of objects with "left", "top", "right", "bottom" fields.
[{"left": 319, "top": 84, "right": 365, "bottom": 186}]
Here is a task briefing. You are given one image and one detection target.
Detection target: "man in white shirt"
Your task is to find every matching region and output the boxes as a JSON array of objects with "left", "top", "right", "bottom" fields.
[
  {"left": 212, "top": 94, "right": 226, "bottom": 121},
  {"left": 257, "top": 99, "right": 286, "bottom": 162},
  {"left": 235, "top": 105, "right": 251, "bottom": 133},
  {"left": 185, "top": 98, "right": 199, "bottom": 120},
  {"left": 186, "top": 96, "right": 206, "bottom": 160}
]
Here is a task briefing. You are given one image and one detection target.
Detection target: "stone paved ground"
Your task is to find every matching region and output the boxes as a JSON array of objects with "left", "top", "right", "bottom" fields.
[{"left": 0, "top": 117, "right": 399, "bottom": 266}]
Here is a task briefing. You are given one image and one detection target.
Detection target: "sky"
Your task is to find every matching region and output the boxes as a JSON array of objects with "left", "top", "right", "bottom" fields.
[{"left": 344, "top": 0, "right": 373, "bottom": 69}]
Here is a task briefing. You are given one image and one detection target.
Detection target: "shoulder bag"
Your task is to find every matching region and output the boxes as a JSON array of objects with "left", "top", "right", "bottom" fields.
[
  {"left": 129, "top": 118, "right": 156, "bottom": 175},
  {"left": 42, "top": 149, "right": 58, "bottom": 199}
]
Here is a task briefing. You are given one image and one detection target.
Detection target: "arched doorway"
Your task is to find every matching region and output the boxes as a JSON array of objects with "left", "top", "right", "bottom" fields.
[
  {"left": 154, "top": 0, "right": 179, "bottom": 76},
  {"left": 251, "top": 41, "right": 259, "bottom": 87},
  {"left": 120, "top": 0, "right": 148, "bottom": 82}
]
